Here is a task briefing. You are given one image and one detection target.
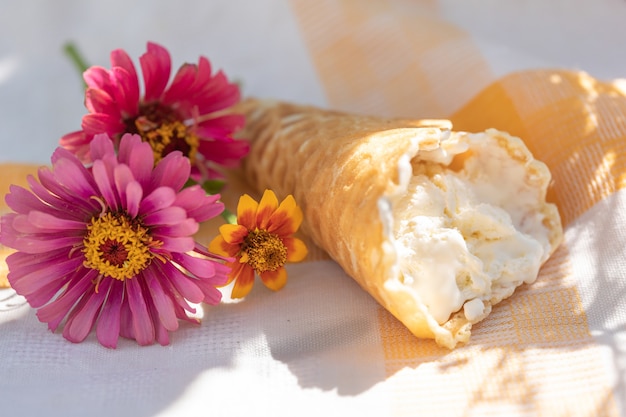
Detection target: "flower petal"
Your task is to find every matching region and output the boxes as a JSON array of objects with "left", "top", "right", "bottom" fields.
[
  {"left": 113, "top": 161, "right": 135, "bottom": 207},
  {"left": 196, "top": 138, "right": 250, "bottom": 167},
  {"left": 4, "top": 185, "right": 47, "bottom": 215},
  {"left": 83, "top": 66, "right": 114, "bottom": 93},
  {"left": 38, "top": 168, "right": 99, "bottom": 213},
  {"left": 59, "top": 131, "right": 91, "bottom": 162},
  {"left": 92, "top": 159, "right": 119, "bottom": 211},
  {"left": 144, "top": 267, "right": 178, "bottom": 332},
  {"left": 256, "top": 190, "right": 279, "bottom": 230},
  {"left": 148, "top": 300, "right": 171, "bottom": 347},
  {"left": 142, "top": 206, "right": 187, "bottom": 226},
  {"left": 63, "top": 280, "right": 109, "bottom": 343},
  {"left": 4, "top": 184, "right": 55, "bottom": 219},
  {"left": 139, "top": 186, "right": 176, "bottom": 215},
  {"left": 161, "top": 63, "right": 198, "bottom": 107},
  {"left": 25, "top": 210, "right": 86, "bottom": 231},
  {"left": 82, "top": 113, "right": 124, "bottom": 136},
  {"left": 89, "top": 133, "right": 116, "bottom": 160},
  {"left": 173, "top": 186, "right": 223, "bottom": 223},
  {"left": 5, "top": 249, "right": 74, "bottom": 275},
  {"left": 126, "top": 277, "right": 156, "bottom": 346},
  {"left": 119, "top": 298, "right": 135, "bottom": 340},
  {"left": 284, "top": 237, "right": 308, "bottom": 262},
  {"left": 236, "top": 194, "right": 258, "bottom": 230},
  {"left": 36, "top": 269, "right": 97, "bottom": 331},
  {"left": 52, "top": 152, "right": 99, "bottom": 198},
  {"left": 149, "top": 152, "right": 190, "bottom": 192},
  {"left": 158, "top": 236, "right": 195, "bottom": 253},
  {"left": 159, "top": 262, "right": 205, "bottom": 304},
  {"left": 230, "top": 263, "right": 255, "bottom": 299},
  {"left": 110, "top": 48, "right": 138, "bottom": 82},
  {"left": 171, "top": 252, "right": 218, "bottom": 280},
  {"left": 140, "top": 42, "right": 171, "bottom": 102},
  {"left": 190, "top": 275, "right": 224, "bottom": 305},
  {"left": 193, "top": 67, "right": 241, "bottom": 114},
  {"left": 267, "top": 195, "right": 303, "bottom": 236},
  {"left": 155, "top": 268, "right": 196, "bottom": 314},
  {"left": 208, "top": 235, "right": 239, "bottom": 258},
  {"left": 124, "top": 180, "right": 143, "bottom": 219},
  {"left": 190, "top": 56, "right": 213, "bottom": 87},
  {"left": 25, "top": 278, "right": 73, "bottom": 309},
  {"left": 9, "top": 234, "right": 84, "bottom": 254},
  {"left": 110, "top": 66, "right": 139, "bottom": 116},
  {"left": 10, "top": 215, "right": 76, "bottom": 236},
  {"left": 259, "top": 267, "right": 288, "bottom": 292},
  {"left": 195, "top": 114, "right": 246, "bottom": 138},
  {"left": 219, "top": 223, "right": 248, "bottom": 244},
  {"left": 85, "top": 87, "right": 119, "bottom": 116},
  {"left": 9, "top": 255, "right": 83, "bottom": 297},
  {"left": 96, "top": 280, "right": 124, "bottom": 348},
  {"left": 151, "top": 218, "right": 198, "bottom": 237},
  {"left": 118, "top": 134, "right": 154, "bottom": 187},
  {"left": 28, "top": 174, "right": 94, "bottom": 218}
]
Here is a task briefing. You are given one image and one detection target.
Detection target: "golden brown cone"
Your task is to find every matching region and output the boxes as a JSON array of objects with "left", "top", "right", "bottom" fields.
[{"left": 233, "top": 98, "right": 563, "bottom": 348}]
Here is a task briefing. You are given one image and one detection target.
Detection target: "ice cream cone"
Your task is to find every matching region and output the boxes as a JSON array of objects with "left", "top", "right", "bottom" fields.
[{"left": 233, "top": 98, "right": 563, "bottom": 348}]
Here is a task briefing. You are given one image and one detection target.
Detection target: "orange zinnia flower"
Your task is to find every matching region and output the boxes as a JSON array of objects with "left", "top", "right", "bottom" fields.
[{"left": 209, "top": 190, "right": 308, "bottom": 298}]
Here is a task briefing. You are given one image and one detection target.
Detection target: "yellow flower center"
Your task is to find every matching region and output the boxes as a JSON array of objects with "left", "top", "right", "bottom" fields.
[
  {"left": 123, "top": 102, "right": 200, "bottom": 164},
  {"left": 241, "top": 229, "right": 287, "bottom": 273},
  {"left": 82, "top": 212, "right": 157, "bottom": 280},
  {"left": 136, "top": 119, "right": 200, "bottom": 164}
]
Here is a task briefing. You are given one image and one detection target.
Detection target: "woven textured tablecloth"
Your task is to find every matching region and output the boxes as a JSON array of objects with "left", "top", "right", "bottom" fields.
[{"left": 1, "top": 1, "right": 625, "bottom": 416}]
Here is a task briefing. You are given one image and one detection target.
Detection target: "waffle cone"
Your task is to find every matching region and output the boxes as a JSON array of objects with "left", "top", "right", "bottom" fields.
[{"left": 235, "top": 98, "right": 563, "bottom": 348}]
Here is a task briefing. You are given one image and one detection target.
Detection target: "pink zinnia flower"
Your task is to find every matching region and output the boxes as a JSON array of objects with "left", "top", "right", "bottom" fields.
[
  {"left": 0, "top": 133, "right": 230, "bottom": 348},
  {"left": 60, "top": 42, "right": 248, "bottom": 181}
]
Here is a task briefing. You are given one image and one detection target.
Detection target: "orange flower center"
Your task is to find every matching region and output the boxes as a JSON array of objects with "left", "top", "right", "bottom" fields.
[{"left": 241, "top": 229, "right": 287, "bottom": 273}]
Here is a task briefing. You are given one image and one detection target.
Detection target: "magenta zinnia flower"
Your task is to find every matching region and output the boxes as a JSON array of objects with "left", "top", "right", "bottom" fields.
[
  {"left": 60, "top": 41, "right": 248, "bottom": 181},
  {"left": 0, "top": 133, "right": 230, "bottom": 348}
]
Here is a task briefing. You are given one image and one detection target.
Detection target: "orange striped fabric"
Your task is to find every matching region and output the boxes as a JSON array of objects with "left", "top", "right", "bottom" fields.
[
  {"left": 290, "top": 0, "right": 625, "bottom": 415},
  {"left": 452, "top": 70, "right": 626, "bottom": 227},
  {"left": 289, "top": 0, "right": 494, "bottom": 119}
]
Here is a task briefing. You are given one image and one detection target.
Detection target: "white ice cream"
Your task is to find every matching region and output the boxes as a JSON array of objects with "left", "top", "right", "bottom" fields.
[{"left": 389, "top": 130, "right": 551, "bottom": 325}]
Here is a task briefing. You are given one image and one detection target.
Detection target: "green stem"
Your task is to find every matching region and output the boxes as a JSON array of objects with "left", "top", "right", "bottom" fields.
[
  {"left": 221, "top": 208, "right": 237, "bottom": 225},
  {"left": 63, "top": 42, "right": 89, "bottom": 88}
]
